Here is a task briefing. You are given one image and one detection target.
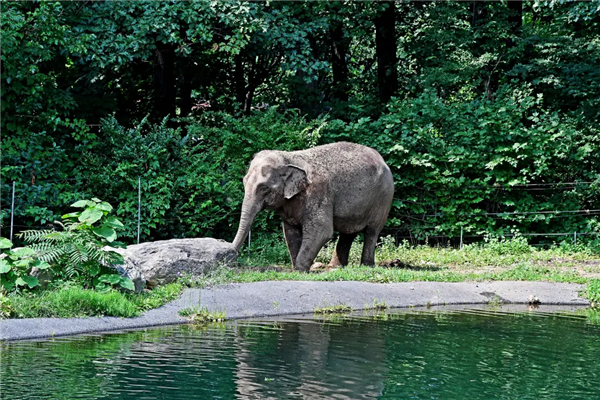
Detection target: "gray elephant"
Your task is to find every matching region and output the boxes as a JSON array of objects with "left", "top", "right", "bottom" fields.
[{"left": 231, "top": 142, "right": 394, "bottom": 271}]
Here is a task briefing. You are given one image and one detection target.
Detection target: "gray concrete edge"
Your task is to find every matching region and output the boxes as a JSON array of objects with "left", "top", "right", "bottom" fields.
[{"left": 0, "top": 280, "right": 590, "bottom": 341}]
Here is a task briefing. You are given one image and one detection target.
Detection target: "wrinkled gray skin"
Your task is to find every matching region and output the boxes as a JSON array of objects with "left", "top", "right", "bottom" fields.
[{"left": 232, "top": 142, "right": 394, "bottom": 272}]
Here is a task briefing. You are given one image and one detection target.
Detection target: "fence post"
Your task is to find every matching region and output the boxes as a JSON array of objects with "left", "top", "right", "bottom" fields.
[
  {"left": 137, "top": 177, "right": 141, "bottom": 244},
  {"left": 574, "top": 231, "right": 577, "bottom": 246},
  {"left": 460, "top": 227, "right": 463, "bottom": 250},
  {"left": 10, "top": 181, "right": 15, "bottom": 241}
]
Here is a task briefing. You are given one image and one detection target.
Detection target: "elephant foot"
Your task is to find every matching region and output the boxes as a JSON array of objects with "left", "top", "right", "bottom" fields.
[{"left": 309, "top": 262, "right": 338, "bottom": 273}]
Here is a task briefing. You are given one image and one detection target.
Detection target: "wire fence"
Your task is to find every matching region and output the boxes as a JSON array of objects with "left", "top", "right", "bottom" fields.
[{"left": 2, "top": 178, "right": 599, "bottom": 249}]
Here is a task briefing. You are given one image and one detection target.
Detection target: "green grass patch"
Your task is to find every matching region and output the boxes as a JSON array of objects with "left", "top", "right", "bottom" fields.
[
  {"left": 4, "top": 282, "right": 185, "bottom": 319},
  {"left": 7, "top": 287, "right": 139, "bottom": 318},
  {"left": 179, "top": 306, "right": 226, "bottom": 323},
  {"left": 314, "top": 304, "right": 352, "bottom": 314}
]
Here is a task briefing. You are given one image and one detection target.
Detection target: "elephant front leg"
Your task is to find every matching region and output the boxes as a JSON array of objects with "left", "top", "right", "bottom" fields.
[
  {"left": 329, "top": 232, "right": 358, "bottom": 267},
  {"left": 283, "top": 222, "right": 302, "bottom": 267},
  {"left": 294, "top": 220, "right": 334, "bottom": 272}
]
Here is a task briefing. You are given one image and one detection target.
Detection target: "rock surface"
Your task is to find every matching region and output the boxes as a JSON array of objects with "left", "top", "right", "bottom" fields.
[
  {"left": 110, "top": 238, "right": 237, "bottom": 292},
  {"left": 0, "top": 281, "right": 590, "bottom": 341}
]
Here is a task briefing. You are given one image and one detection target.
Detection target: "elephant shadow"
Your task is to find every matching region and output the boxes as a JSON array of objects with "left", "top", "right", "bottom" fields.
[{"left": 377, "top": 259, "right": 443, "bottom": 271}]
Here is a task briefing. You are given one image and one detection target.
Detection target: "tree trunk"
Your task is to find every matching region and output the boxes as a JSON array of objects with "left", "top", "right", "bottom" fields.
[
  {"left": 330, "top": 21, "right": 349, "bottom": 104},
  {"left": 179, "top": 66, "right": 192, "bottom": 117},
  {"left": 374, "top": 1, "right": 397, "bottom": 104},
  {"left": 153, "top": 43, "right": 176, "bottom": 120},
  {"left": 234, "top": 54, "right": 246, "bottom": 107},
  {"left": 507, "top": 0, "right": 523, "bottom": 33}
]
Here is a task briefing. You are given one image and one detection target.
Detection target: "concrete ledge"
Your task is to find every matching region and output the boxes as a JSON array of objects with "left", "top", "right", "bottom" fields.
[{"left": 0, "top": 281, "right": 589, "bottom": 341}]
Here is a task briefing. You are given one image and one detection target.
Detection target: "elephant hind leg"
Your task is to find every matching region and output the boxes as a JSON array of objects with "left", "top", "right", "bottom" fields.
[
  {"left": 329, "top": 232, "right": 358, "bottom": 267},
  {"left": 361, "top": 226, "right": 382, "bottom": 266}
]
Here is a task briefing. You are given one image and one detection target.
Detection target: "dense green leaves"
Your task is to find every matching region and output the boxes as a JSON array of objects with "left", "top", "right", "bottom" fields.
[{"left": 1, "top": 1, "right": 598, "bottom": 246}]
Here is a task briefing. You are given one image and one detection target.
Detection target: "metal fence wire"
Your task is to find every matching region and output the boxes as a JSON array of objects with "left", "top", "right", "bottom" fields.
[{"left": 2, "top": 179, "right": 599, "bottom": 248}]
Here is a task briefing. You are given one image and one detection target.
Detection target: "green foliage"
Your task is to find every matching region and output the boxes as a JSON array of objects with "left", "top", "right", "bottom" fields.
[
  {"left": 587, "top": 279, "right": 600, "bottom": 306},
  {"left": 132, "top": 282, "right": 183, "bottom": 312},
  {"left": 1, "top": 1, "right": 598, "bottom": 248},
  {"left": 17, "top": 199, "right": 132, "bottom": 292},
  {"left": 320, "top": 86, "right": 600, "bottom": 239},
  {"left": 0, "top": 238, "right": 49, "bottom": 292},
  {"left": 0, "top": 292, "right": 15, "bottom": 318}
]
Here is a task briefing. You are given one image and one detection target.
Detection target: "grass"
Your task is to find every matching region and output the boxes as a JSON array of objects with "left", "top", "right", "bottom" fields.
[
  {"left": 4, "top": 282, "right": 184, "bottom": 319},
  {"left": 207, "top": 234, "right": 600, "bottom": 304},
  {"left": 314, "top": 304, "right": 352, "bottom": 314},
  {"left": 3, "top": 235, "right": 599, "bottom": 319},
  {"left": 179, "top": 306, "right": 226, "bottom": 323}
]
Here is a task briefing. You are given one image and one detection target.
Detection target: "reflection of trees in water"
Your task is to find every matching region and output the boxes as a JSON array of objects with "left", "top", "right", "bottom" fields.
[
  {"left": 2, "top": 312, "right": 599, "bottom": 399},
  {"left": 233, "top": 320, "right": 387, "bottom": 399}
]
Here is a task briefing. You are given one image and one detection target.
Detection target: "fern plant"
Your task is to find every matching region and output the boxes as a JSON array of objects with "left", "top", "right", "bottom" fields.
[{"left": 17, "top": 198, "right": 134, "bottom": 292}]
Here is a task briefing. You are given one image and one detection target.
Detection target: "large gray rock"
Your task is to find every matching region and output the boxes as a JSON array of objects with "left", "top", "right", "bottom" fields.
[{"left": 109, "top": 238, "right": 237, "bottom": 292}]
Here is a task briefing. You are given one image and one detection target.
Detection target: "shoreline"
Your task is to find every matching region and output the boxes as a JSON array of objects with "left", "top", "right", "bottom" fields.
[{"left": 0, "top": 281, "right": 590, "bottom": 341}]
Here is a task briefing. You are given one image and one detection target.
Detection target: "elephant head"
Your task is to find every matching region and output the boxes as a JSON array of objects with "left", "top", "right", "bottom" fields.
[{"left": 232, "top": 152, "right": 309, "bottom": 252}]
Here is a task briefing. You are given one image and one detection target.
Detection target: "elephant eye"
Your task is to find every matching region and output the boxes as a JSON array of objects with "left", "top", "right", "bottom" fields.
[{"left": 257, "top": 185, "right": 269, "bottom": 195}]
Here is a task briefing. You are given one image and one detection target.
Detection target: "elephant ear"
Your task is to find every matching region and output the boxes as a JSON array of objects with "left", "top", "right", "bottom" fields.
[{"left": 283, "top": 165, "right": 308, "bottom": 199}]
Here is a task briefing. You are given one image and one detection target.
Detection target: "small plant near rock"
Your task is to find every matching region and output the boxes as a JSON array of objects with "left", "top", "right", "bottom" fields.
[
  {"left": 371, "top": 298, "right": 389, "bottom": 311},
  {"left": 487, "top": 295, "right": 503, "bottom": 308},
  {"left": 179, "top": 306, "right": 226, "bottom": 323},
  {"left": 314, "top": 304, "right": 352, "bottom": 314}
]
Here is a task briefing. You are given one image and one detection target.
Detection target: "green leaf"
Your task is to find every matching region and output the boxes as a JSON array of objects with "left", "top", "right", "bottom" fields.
[
  {"left": 96, "top": 202, "right": 113, "bottom": 212},
  {"left": 21, "top": 275, "right": 39, "bottom": 288},
  {"left": 12, "top": 248, "right": 35, "bottom": 257},
  {"left": 15, "top": 259, "right": 33, "bottom": 267},
  {"left": 33, "top": 260, "right": 51, "bottom": 270},
  {"left": 79, "top": 208, "right": 103, "bottom": 224},
  {"left": 0, "top": 238, "right": 13, "bottom": 249},
  {"left": 15, "top": 276, "right": 38, "bottom": 288},
  {"left": 71, "top": 200, "right": 89, "bottom": 208},
  {"left": 104, "top": 216, "right": 124, "bottom": 229},
  {"left": 62, "top": 212, "right": 81, "bottom": 219},
  {"left": 0, "top": 259, "right": 11, "bottom": 274},
  {"left": 95, "top": 282, "right": 110, "bottom": 293},
  {"left": 119, "top": 277, "right": 135, "bottom": 291},
  {"left": 1, "top": 276, "right": 15, "bottom": 291},
  {"left": 91, "top": 197, "right": 102, "bottom": 203},
  {"left": 92, "top": 226, "right": 117, "bottom": 242},
  {"left": 88, "top": 264, "right": 101, "bottom": 276},
  {"left": 99, "top": 274, "right": 121, "bottom": 285}
]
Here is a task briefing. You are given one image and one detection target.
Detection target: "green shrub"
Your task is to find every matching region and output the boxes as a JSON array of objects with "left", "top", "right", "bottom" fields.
[
  {"left": 0, "top": 237, "right": 50, "bottom": 291},
  {"left": 17, "top": 198, "right": 133, "bottom": 292}
]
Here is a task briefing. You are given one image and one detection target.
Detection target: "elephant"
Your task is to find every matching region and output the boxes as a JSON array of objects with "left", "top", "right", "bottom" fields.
[{"left": 231, "top": 141, "right": 394, "bottom": 272}]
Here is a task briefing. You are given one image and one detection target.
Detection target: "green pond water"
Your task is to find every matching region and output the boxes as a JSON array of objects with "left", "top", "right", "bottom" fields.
[{"left": 1, "top": 307, "right": 599, "bottom": 399}]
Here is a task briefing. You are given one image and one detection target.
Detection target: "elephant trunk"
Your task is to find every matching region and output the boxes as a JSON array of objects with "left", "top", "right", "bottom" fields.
[{"left": 232, "top": 195, "right": 262, "bottom": 253}]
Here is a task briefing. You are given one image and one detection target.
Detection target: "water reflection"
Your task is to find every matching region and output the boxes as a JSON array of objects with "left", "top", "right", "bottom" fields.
[{"left": 1, "top": 307, "right": 599, "bottom": 399}]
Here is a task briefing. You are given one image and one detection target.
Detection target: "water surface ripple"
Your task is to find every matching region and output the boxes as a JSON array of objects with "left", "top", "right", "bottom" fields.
[{"left": 1, "top": 308, "right": 599, "bottom": 399}]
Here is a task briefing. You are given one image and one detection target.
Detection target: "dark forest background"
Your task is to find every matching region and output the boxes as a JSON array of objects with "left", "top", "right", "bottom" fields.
[{"left": 2, "top": 0, "right": 599, "bottom": 245}]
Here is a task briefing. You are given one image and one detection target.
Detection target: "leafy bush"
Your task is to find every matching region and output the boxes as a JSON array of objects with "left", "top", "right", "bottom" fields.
[
  {"left": 0, "top": 238, "right": 50, "bottom": 291},
  {"left": 320, "top": 85, "right": 600, "bottom": 240},
  {"left": 17, "top": 198, "right": 133, "bottom": 292}
]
